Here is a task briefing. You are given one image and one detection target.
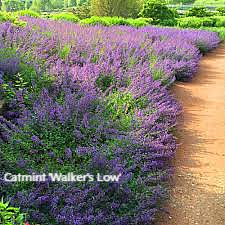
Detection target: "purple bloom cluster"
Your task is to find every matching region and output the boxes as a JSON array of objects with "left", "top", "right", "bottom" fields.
[{"left": 0, "top": 18, "right": 220, "bottom": 224}]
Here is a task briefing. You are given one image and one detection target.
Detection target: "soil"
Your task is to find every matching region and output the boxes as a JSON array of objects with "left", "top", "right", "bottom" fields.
[{"left": 156, "top": 44, "right": 225, "bottom": 225}]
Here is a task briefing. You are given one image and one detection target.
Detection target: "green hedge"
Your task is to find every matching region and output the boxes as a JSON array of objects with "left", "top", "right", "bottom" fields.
[
  {"left": 49, "top": 13, "right": 80, "bottom": 23},
  {"left": 16, "top": 10, "right": 40, "bottom": 18},
  {"left": 177, "top": 16, "right": 225, "bottom": 28},
  {"left": 79, "top": 16, "right": 152, "bottom": 27},
  {"left": 0, "top": 11, "right": 26, "bottom": 27}
]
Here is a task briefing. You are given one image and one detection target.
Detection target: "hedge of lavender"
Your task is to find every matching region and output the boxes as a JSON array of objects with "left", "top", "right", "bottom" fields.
[{"left": 0, "top": 18, "right": 220, "bottom": 225}]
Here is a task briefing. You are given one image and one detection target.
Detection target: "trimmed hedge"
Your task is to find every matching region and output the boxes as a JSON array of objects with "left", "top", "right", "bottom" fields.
[
  {"left": 79, "top": 16, "right": 152, "bottom": 27},
  {"left": 177, "top": 16, "right": 225, "bottom": 28},
  {"left": 48, "top": 13, "right": 80, "bottom": 23}
]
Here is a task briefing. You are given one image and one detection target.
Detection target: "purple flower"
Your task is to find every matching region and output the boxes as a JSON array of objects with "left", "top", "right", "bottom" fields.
[{"left": 64, "top": 148, "right": 72, "bottom": 160}]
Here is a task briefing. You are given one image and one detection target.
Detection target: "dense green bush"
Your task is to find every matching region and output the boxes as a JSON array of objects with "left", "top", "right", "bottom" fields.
[
  {"left": 186, "top": 7, "right": 212, "bottom": 17},
  {"left": 0, "top": 199, "right": 26, "bottom": 225},
  {"left": 16, "top": 10, "right": 40, "bottom": 18},
  {"left": 1, "top": 0, "right": 24, "bottom": 12},
  {"left": 214, "top": 16, "right": 225, "bottom": 27},
  {"left": 80, "top": 16, "right": 152, "bottom": 27},
  {"left": 216, "top": 7, "right": 225, "bottom": 16},
  {"left": 140, "top": 0, "right": 176, "bottom": 24},
  {"left": 49, "top": 13, "right": 80, "bottom": 23},
  {"left": 178, "top": 16, "right": 225, "bottom": 28},
  {"left": 90, "top": 0, "right": 141, "bottom": 18},
  {"left": 70, "top": 3, "right": 91, "bottom": 19},
  {"left": 0, "top": 11, "right": 17, "bottom": 23},
  {"left": 0, "top": 12, "right": 26, "bottom": 27}
]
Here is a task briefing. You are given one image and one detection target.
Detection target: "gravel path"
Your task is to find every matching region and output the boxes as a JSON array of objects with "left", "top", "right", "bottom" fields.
[{"left": 156, "top": 44, "right": 225, "bottom": 225}]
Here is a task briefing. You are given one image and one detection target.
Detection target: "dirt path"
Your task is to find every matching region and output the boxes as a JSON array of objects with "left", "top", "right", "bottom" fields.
[{"left": 156, "top": 44, "right": 225, "bottom": 225}]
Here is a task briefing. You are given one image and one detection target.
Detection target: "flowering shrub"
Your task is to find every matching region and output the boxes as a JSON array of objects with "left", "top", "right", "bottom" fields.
[{"left": 0, "top": 18, "right": 220, "bottom": 224}]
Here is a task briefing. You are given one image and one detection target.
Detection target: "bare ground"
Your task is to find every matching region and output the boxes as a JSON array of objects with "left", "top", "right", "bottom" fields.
[{"left": 156, "top": 44, "right": 225, "bottom": 225}]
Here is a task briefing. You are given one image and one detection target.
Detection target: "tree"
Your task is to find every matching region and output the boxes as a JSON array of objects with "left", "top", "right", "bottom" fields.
[
  {"left": 140, "top": 0, "right": 175, "bottom": 23},
  {"left": 68, "top": 0, "right": 77, "bottom": 7},
  {"left": 25, "top": 0, "right": 32, "bottom": 9},
  {"left": 77, "top": 0, "right": 89, "bottom": 5},
  {"left": 91, "top": 0, "right": 142, "bottom": 18},
  {"left": 1, "top": 0, "right": 24, "bottom": 11},
  {"left": 51, "top": 0, "right": 64, "bottom": 9},
  {"left": 30, "top": 0, "right": 53, "bottom": 12}
]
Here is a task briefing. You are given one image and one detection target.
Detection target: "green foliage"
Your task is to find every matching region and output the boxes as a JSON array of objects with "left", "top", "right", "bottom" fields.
[
  {"left": 104, "top": 91, "right": 136, "bottom": 131},
  {"left": 71, "top": 2, "right": 91, "bottom": 19},
  {"left": 96, "top": 74, "right": 115, "bottom": 92},
  {"left": 58, "top": 44, "right": 71, "bottom": 59},
  {"left": 169, "top": 0, "right": 195, "bottom": 3},
  {"left": 194, "top": 0, "right": 225, "bottom": 7},
  {"left": 0, "top": 199, "right": 26, "bottom": 225},
  {"left": 80, "top": 16, "right": 152, "bottom": 27},
  {"left": 216, "top": 7, "right": 225, "bottom": 16},
  {"left": 50, "top": 12, "right": 79, "bottom": 23},
  {"left": 90, "top": 0, "right": 142, "bottom": 18},
  {"left": 0, "top": 11, "right": 17, "bottom": 23},
  {"left": 0, "top": 48, "right": 53, "bottom": 103},
  {"left": 186, "top": 7, "right": 212, "bottom": 17},
  {"left": 140, "top": 0, "right": 175, "bottom": 24},
  {"left": 30, "top": 0, "right": 52, "bottom": 12},
  {"left": 16, "top": 10, "right": 40, "bottom": 18},
  {"left": 177, "top": 16, "right": 225, "bottom": 28},
  {"left": 1, "top": 0, "right": 24, "bottom": 12}
]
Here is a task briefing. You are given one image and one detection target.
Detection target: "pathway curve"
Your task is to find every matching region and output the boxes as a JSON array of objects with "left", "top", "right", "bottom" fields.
[{"left": 157, "top": 44, "right": 225, "bottom": 225}]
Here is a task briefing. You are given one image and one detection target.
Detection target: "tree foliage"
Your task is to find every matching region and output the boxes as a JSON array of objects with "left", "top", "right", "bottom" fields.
[
  {"left": 140, "top": 0, "right": 175, "bottom": 23},
  {"left": 1, "top": 0, "right": 24, "bottom": 11},
  {"left": 186, "top": 6, "right": 212, "bottom": 17},
  {"left": 90, "top": 0, "right": 142, "bottom": 18}
]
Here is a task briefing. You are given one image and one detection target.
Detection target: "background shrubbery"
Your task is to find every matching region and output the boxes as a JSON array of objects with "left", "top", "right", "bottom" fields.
[{"left": 80, "top": 16, "right": 152, "bottom": 27}]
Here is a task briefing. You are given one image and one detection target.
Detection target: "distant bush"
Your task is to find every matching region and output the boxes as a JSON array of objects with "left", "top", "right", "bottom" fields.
[
  {"left": 186, "top": 7, "right": 212, "bottom": 17},
  {"left": 71, "top": 3, "right": 91, "bottom": 19},
  {"left": 158, "top": 18, "right": 178, "bottom": 26},
  {"left": 216, "top": 7, "right": 225, "bottom": 16},
  {"left": 50, "top": 13, "right": 80, "bottom": 23},
  {"left": 1, "top": 0, "right": 24, "bottom": 12},
  {"left": 16, "top": 10, "right": 40, "bottom": 18},
  {"left": 80, "top": 16, "right": 152, "bottom": 27},
  {"left": 140, "top": 0, "right": 175, "bottom": 24},
  {"left": 0, "top": 11, "right": 17, "bottom": 23},
  {"left": 214, "top": 16, "right": 225, "bottom": 27},
  {"left": 90, "top": 0, "right": 141, "bottom": 18},
  {"left": 178, "top": 16, "right": 225, "bottom": 28}
]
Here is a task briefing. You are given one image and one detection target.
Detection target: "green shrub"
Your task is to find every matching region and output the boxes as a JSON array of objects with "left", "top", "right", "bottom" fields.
[
  {"left": 186, "top": 7, "right": 212, "bottom": 17},
  {"left": 177, "top": 16, "right": 225, "bottom": 28},
  {"left": 1, "top": 0, "right": 24, "bottom": 12},
  {"left": 126, "top": 17, "right": 153, "bottom": 27},
  {"left": 0, "top": 11, "right": 17, "bottom": 23},
  {"left": 71, "top": 3, "right": 91, "bottom": 19},
  {"left": 140, "top": 0, "right": 175, "bottom": 24},
  {"left": 50, "top": 13, "right": 79, "bottom": 23},
  {"left": 216, "top": 7, "right": 225, "bottom": 16},
  {"left": 0, "top": 199, "right": 26, "bottom": 225},
  {"left": 214, "top": 16, "right": 225, "bottom": 27},
  {"left": 80, "top": 16, "right": 152, "bottom": 27},
  {"left": 159, "top": 18, "right": 177, "bottom": 26},
  {"left": 177, "top": 17, "right": 216, "bottom": 28},
  {"left": 16, "top": 10, "right": 40, "bottom": 18}
]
